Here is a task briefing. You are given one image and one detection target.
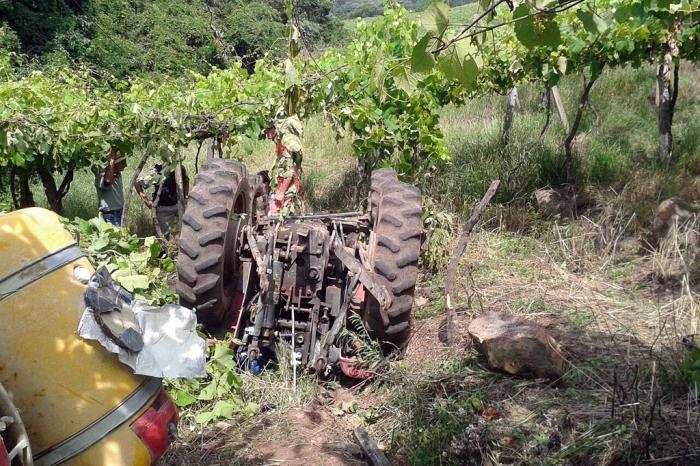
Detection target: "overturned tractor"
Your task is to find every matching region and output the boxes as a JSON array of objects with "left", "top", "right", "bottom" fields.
[{"left": 176, "top": 160, "right": 422, "bottom": 373}]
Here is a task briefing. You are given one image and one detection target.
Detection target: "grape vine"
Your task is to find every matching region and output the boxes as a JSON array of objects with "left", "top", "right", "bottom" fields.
[{"left": 2, "top": 0, "right": 700, "bottom": 215}]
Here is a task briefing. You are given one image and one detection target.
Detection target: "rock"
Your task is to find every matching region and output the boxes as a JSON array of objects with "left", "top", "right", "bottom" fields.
[
  {"left": 653, "top": 198, "right": 692, "bottom": 241},
  {"left": 534, "top": 188, "right": 574, "bottom": 218},
  {"left": 468, "top": 312, "right": 565, "bottom": 380}
]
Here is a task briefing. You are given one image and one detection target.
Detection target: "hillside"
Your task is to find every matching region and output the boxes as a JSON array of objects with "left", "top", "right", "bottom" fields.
[
  {"left": 332, "top": 0, "right": 473, "bottom": 18},
  {"left": 0, "top": 0, "right": 346, "bottom": 77}
]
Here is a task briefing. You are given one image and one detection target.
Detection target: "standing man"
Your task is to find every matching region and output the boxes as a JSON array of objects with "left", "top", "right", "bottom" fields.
[
  {"left": 136, "top": 163, "right": 189, "bottom": 238},
  {"left": 95, "top": 148, "right": 126, "bottom": 227}
]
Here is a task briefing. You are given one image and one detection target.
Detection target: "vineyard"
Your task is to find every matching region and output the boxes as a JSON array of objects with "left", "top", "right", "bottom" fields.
[{"left": 2, "top": 0, "right": 700, "bottom": 464}]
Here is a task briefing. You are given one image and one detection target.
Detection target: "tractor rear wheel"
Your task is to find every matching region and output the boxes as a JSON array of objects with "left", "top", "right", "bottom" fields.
[
  {"left": 364, "top": 169, "right": 422, "bottom": 351},
  {"left": 177, "top": 159, "right": 251, "bottom": 328}
]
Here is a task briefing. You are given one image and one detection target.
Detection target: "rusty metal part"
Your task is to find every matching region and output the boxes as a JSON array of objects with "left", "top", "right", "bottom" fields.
[
  {"left": 244, "top": 226, "right": 266, "bottom": 277},
  {"left": 331, "top": 237, "right": 391, "bottom": 327}
]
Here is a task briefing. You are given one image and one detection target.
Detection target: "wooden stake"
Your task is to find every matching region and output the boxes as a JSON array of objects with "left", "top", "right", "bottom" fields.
[
  {"left": 442, "top": 180, "right": 500, "bottom": 346},
  {"left": 551, "top": 85, "right": 570, "bottom": 132}
]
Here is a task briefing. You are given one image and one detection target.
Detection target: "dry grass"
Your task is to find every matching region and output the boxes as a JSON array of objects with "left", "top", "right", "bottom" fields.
[{"left": 371, "top": 210, "right": 700, "bottom": 465}]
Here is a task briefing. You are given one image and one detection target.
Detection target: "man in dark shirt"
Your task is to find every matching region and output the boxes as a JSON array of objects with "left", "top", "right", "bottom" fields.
[{"left": 136, "top": 164, "right": 189, "bottom": 238}]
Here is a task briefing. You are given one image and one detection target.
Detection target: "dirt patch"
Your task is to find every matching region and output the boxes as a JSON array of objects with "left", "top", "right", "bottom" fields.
[
  {"left": 164, "top": 404, "right": 363, "bottom": 466},
  {"left": 247, "top": 407, "right": 363, "bottom": 465},
  {"left": 404, "top": 313, "right": 470, "bottom": 367}
]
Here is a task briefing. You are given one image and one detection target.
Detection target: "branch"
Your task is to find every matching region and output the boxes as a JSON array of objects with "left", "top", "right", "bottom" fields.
[
  {"left": 442, "top": 180, "right": 500, "bottom": 346},
  {"left": 58, "top": 168, "right": 75, "bottom": 199},
  {"left": 563, "top": 70, "right": 600, "bottom": 181},
  {"left": 437, "top": 0, "right": 585, "bottom": 52},
  {"left": 434, "top": 0, "right": 506, "bottom": 54}
]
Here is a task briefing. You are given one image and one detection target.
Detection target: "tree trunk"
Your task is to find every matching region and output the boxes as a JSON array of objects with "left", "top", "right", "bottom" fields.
[
  {"left": 540, "top": 85, "right": 553, "bottom": 137},
  {"left": 551, "top": 85, "right": 570, "bottom": 133},
  {"left": 18, "top": 172, "right": 34, "bottom": 208},
  {"left": 151, "top": 179, "right": 166, "bottom": 239},
  {"left": 563, "top": 73, "right": 599, "bottom": 182},
  {"left": 35, "top": 164, "right": 73, "bottom": 215},
  {"left": 501, "top": 87, "right": 520, "bottom": 146},
  {"left": 120, "top": 152, "right": 150, "bottom": 229},
  {"left": 657, "top": 57, "right": 672, "bottom": 164},
  {"left": 9, "top": 168, "right": 19, "bottom": 209},
  {"left": 657, "top": 54, "right": 678, "bottom": 167}
]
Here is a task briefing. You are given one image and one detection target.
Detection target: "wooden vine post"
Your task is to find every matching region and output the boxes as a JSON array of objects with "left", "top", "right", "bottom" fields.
[{"left": 443, "top": 180, "right": 500, "bottom": 346}]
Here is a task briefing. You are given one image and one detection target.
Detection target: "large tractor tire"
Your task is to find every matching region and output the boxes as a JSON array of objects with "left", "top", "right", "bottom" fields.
[
  {"left": 364, "top": 169, "right": 422, "bottom": 351},
  {"left": 177, "top": 159, "right": 251, "bottom": 328}
]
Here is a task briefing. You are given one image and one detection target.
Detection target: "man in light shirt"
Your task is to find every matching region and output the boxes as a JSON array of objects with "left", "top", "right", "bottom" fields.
[{"left": 95, "top": 148, "right": 126, "bottom": 227}]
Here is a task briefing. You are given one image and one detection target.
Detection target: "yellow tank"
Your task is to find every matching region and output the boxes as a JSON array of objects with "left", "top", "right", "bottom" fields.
[{"left": 0, "top": 208, "right": 175, "bottom": 466}]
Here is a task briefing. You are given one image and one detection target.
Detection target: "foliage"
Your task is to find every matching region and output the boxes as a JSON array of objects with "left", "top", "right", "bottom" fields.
[
  {"left": 339, "top": 313, "right": 386, "bottom": 368},
  {"left": 65, "top": 216, "right": 177, "bottom": 304},
  {"left": 0, "top": 56, "right": 284, "bottom": 208},
  {"left": 420, "top": 197, "right": 455, "bottom": 273},
  {"left": 314, "top": 3, "right": 451, "bottom": 178},
  {"left": 223, "top": 1, "right": 286, "bottom": 69},
  {"left": 0, "top": 0, "right": 345, "bottom": 79},
  {"left": 681, "top": 340, "right": 700, "bottom": 396},
  {"left": 331, "top": 0, "right": 473, "bottom": 18},
  {"left": 166, "top": 342, "right": 259, "bottom": 425}
]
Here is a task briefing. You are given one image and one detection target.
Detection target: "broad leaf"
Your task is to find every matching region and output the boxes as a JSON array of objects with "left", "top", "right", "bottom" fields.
[
  {"left": 115, "top": 274, "right": 150, "bottom": 292},
  {"left": 394, "top": 65, "right": 421, "bottom": 95},
  {"left": 421, "top": 0, "right": 450, "bottom": 37},
  {"left": 284, "top": 59, "right": 299, "bottom": 90},
  {"left": 170, "top": 388, "right": 196, "bottom": 407},
  {"left": 193, "top": 411, "right": 215, "bottom": 424},
  {"left": 212, "top": 400, "right": 237, "bottom": 418},
  {"left": 576, "top": 9, "right": 608, "bottom": 35},
  {"left": 412, "top": 34, "right": 436, "bottom": 73},
  {"left": 437, "top": 43, "right": 480, "bottom": 91},
  {"left": 437, "top": 46, "right": 463, "bottom": 82},
  {"left": 197, "top": 382, "right": 216, "bottom": 401}
]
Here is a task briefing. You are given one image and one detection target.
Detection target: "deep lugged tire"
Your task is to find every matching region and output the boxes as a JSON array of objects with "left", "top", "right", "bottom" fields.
[
  {"left": 177, "top": 159, "right": 251, "bottom": 328},
  {"left": 364, "top": 169, "right": 422, "bottom": 351}
]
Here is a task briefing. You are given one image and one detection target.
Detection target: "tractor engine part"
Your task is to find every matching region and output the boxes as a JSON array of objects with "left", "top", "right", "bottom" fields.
[{"left": 177, "top": 160, "right": 422, "bottom": 373}]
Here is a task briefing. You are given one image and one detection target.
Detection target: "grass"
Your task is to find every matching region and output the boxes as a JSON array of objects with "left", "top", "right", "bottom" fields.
[
  {"left": 426, "top": 64, "right": 700, "bottom": 232},
  {"left": 371, "top": 223, "right": 700, "bottom": 465}
]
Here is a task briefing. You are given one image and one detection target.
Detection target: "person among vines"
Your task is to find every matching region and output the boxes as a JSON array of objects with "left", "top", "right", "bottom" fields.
[
  {"left": 135, "top": 163, "right": 189, "bottom": 238},
  {"left": 265, "top": 120, "right": 303, "bottom": 217},
  {"left": 95, "top": 148, "right": 126, "bottom": 227}
]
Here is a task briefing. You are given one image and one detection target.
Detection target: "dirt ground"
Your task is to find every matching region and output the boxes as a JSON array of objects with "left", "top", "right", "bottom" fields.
[{"left": 163, "top": 225, "right": 700, "bottom": 465}]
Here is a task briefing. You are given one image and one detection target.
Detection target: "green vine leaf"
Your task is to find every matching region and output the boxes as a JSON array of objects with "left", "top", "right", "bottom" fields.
[
  {"left": 513, "top": 4, "right": 562, "bottom": 49},
  {"left": 421, "top": 0, "right": 451, "bottom": 38},
  {"left": 394, "top": 64, "right": 421, "bottom": 95},
  {"left": 576, "top": 8, "right": 608, "bottom": 35},
  {"left": 411, "top": 34, "right": 436, "bottom": 73}
]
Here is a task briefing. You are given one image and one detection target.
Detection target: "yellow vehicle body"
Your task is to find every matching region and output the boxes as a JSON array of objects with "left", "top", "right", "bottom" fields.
[{"left": 0, "top": 208, "right": 157, "bottom": 466}]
